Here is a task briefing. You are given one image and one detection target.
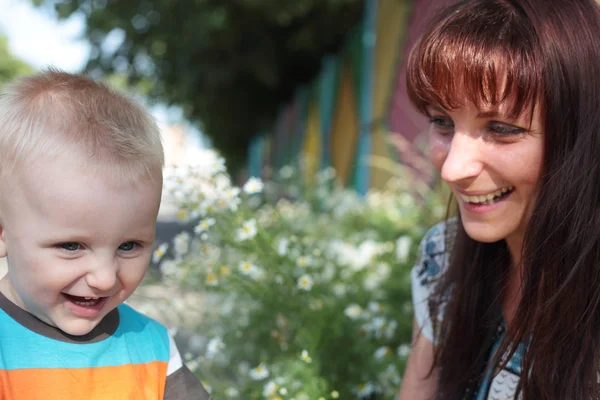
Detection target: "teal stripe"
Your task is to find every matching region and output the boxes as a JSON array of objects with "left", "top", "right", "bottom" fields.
[
  {"left": 248, "top": 134, "right": 264, "bottom": 178},
  {"left": 356, "top": 0, "right": 378, "bottom": 195},
  {"left": 319, "top": 55, "right": 338, "bottom": 169},
  {"left": 0, "top": 304, "right": 170, "bottom": 370}
]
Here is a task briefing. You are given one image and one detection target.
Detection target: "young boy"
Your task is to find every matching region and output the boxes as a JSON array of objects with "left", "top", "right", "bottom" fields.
[{"left": 0, "top": 70, "right": 211, "bottom": 399}]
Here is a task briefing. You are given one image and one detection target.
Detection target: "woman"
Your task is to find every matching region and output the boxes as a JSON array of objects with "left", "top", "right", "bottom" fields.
[{"left": 398, "top": 0, "right": 600, "bottom": 399}]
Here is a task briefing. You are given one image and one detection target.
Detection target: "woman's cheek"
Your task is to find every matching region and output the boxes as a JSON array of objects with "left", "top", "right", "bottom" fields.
[{"left": 429, "top": 133, "right": 450, "bottom": 172}]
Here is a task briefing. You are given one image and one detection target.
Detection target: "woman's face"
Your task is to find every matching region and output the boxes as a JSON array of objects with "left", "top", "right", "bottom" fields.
[{"left": 427, "top": 100, "right": 544, "bottom": 247}]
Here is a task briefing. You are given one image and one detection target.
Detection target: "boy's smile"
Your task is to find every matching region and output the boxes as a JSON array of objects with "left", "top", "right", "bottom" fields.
[{"left": 0, "top": 151, "right": 162, "bottom": 336}]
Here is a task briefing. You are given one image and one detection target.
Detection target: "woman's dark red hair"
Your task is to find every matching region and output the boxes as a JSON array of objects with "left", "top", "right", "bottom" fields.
[{"left": 406, "top": 0, "right": 600, "bottom": 398}]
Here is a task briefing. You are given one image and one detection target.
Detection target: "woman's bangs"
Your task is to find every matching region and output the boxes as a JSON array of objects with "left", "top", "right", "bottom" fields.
[{"left": 407, "top": 13, "right": 541, "bottom": 120}]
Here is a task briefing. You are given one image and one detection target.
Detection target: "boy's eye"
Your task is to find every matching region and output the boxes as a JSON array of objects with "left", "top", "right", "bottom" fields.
[
  {"left": 59, "top": 242, "right": 81, "bottom": 251},
  {"left": 119, "top": 242, "right": 137, "bottom": 251}
]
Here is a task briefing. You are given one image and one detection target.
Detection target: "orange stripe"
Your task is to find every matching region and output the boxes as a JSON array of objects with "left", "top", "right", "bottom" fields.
[{"left": 0, "top": 361, "right": 168, "bottom": 400}]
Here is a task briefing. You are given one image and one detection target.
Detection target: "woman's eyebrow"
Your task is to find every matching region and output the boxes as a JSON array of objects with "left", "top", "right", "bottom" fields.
[
  {"left": 427, "top": 105, "right": 447, "bottom": 114},
  {"left": 476, "top": 110, "right": 502, "bottom": 119}
]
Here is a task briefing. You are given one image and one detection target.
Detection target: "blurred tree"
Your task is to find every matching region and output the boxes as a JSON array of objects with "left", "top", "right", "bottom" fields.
[
  {"left": 34, "top": 0, "right": 363, "bottom": 172},
  {"left": 0, "top": 36, "right": 33, "bottom": 87}
]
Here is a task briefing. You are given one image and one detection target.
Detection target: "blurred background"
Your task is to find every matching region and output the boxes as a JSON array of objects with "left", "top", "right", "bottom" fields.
[{"left": 0, "top": 0, "right": 453, "bottom": 398}]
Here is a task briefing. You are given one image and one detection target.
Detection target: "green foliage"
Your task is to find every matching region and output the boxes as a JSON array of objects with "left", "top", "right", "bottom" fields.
[
  {"left": 149, "top": 151, "right": 447, "bottom": 399},
  {"left": 0, "top": 37, "right": 33, "bottom": 87},
  {"left": 34, "top": 0, "right": 363, "bottom": 172}
]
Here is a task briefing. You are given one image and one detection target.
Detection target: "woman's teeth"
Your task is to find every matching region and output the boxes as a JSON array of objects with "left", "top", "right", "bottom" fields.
[{"left": 461, "top": 186, "right": 514, "bottom": 205}]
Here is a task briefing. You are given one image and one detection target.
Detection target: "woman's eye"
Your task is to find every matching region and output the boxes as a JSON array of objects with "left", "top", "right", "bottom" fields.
[
  {"left": 489, "top": 122, "right": 525, "bottom": 136},
  {"left": 59, "top": 242, "right": 81, "bottom": 252},
  {"left": 119, "top": 242, "right": 138, "bottom": 251},
  {"left": 429, "top": 116, "right": 454, "bottom": 132}
]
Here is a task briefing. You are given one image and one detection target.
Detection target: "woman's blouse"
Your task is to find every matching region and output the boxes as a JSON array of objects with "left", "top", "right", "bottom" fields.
[{"left": 411, "top": 220, "right": 526, "bottom": 400}]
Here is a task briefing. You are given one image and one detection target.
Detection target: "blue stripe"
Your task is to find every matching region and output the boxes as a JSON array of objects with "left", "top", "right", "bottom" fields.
[{"left": 0, "top": 304, "right": 169, "bottom": 370}]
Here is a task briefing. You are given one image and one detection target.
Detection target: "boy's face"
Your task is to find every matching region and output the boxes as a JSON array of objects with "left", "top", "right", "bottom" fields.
[{"left": 0, "top": 153, "right": 162, "bottom": 336}]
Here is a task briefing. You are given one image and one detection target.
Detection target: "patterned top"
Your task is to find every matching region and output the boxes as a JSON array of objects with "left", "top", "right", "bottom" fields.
[
  {"left": 411, "top": 220, "right": 526, "bottom": 400},
  {"left": 0, "top": 292, "right": 212, "bottom": 400}
]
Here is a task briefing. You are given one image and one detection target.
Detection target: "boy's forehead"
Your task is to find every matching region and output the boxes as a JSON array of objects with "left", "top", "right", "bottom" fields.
[
  {"left": 11, "top": 152, "right": 159, "bottom": 206},
  {"left": 4, "top": 161, "right": 161, "bottom": 238}
]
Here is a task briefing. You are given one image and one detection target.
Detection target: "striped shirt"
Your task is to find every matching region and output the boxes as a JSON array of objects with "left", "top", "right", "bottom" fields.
[{"left": 0, "top": 292, "right": 211, "bottom": 400}]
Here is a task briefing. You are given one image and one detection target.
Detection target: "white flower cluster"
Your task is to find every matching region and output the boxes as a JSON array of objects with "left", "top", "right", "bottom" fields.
[{"left": 147, "top": 153, "right": 444, "bottom": 399}]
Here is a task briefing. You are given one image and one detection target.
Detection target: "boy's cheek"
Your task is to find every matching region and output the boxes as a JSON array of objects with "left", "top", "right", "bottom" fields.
[{"left": 0, "top": 226, "right": 6, "bottom": 258}]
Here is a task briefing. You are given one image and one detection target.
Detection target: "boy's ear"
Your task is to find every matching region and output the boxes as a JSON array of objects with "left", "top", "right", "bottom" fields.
[{"left": 0, "top": 226, "right": 6, "bottom": 258}]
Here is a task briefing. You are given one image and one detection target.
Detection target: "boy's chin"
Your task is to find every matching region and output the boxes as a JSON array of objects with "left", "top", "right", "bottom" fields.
[{"left": 55, "top": 318, "right": 103, "bottom": 337}]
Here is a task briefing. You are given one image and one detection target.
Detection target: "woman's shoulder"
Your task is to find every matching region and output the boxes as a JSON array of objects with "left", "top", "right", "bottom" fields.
[
  {"left": 411, "top": 218, "right": 457, "bottom": 288},
  {"left": 410, "top": 218, "right": 457, "bottom": 342}
]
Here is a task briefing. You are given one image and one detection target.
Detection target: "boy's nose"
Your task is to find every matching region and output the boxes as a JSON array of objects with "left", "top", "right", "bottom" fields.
[
  {"left": 440, "top": 132, "right": 484, "bottom": 183},
  {"left": 85, "top": 260, "right": 118, "bottom": 293}
]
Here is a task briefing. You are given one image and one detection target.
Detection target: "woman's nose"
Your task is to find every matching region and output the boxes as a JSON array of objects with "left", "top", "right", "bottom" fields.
[{"left": 440, "top": 132, "right": 484, "bottom": 183}]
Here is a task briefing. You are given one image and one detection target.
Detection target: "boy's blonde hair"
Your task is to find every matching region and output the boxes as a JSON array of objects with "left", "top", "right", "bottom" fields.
[{"left": 0, "top": 69, "right": 164, "bottom": 183}]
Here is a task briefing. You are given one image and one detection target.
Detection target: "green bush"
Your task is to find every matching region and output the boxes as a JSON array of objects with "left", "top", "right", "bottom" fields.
[{"left": 153, "top": 153, "right": 446, "bottom": 399}]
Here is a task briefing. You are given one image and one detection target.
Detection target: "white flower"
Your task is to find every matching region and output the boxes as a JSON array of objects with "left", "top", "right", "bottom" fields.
[
  {"left": 160, "top": 259, "right": 180, "bottom": 279},
  {"left": 374, "top": 346, "right": 392, "bottom": 359},
  {"left": 214, "top": 185, "right": 241, "bottom": 211},
  {"left": 173, "top": 231, "right": 191, "bottom": 257},
  {"left": 224, "top": 387, "right": 239, "bottom": 397},
  {"left": 344, "top": 304, "right": 363, "bottom": 319},
  {"left": 363, "top": 272, "right": 381, "bottom": 290},
  {"left": 381, "top": 364, "right": 402, "bottom": 386},
  {"left": 223, "top": 186, "right": 241, "bottom": 200},
  {"left": 376, "top": 262, "right": 391, "bottom": 278},
  {"left": 300, "top": 349, "right": 312, "bottom": 363},
  {"left": 208, "top": 157, "right": 227, "bottom": 175},
  {"left": 186, "top": 359, "right": 199, "bottom": 372},
  {"left": 236, "top": 219, "right": 257, "bottom": 241},
  {"left": 368, "top": 301, "right": 383, "bottom": 313},
  {"left": 194, "top": 218, "right": 215, "bottom": 234},
  {"left": 316, "top": 167, "right": 336, "bottom": 182},
  {"left": 332, "top": 283, "right": 347, "bottom": 296},
  {"left": 384, "top": 320, "right": 398, "bottom": 339},
  {"left": 239, "top": 261, "right": 263, "bottom": 280},
  {"left": 329, "top": 239, "right": 378, "bottom": 271},
  {"left": 249, "top": 363, "right": 269, "bottom": 380},
  {"left": 396, "top": 236, "right": 412, "bottom": 263},
  {"left": 296, "top": 256, "right": 312, "bottom": 268},
  {"left": 243, "top": 177, "right": 264, "bottom": 194},
  {"left": 277, "top": 237, "right": 290, "bottom": 256},
  {"left": 297, "top": 274, "right": 314, "bottom": 291},
  {"left": 205, "top": 272, "right": 219, "bottom": 286},
  {"left": 152, "top": 243, "right": 169, "bottom": 263},
  {"left": 263, "top": 381, "right": 279, "bottom": 397},
  {"left": 355, "top": 382, "right": 376, "bottom": 397},
  {"left": 397, "top": 344, "right": 411, "bottom": 358},
  {"left": 370, "top": 316, "right": 388, "bottom": 337},
  {"left": 206, "top": 337, "right": 225, "bottom": 358}
]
